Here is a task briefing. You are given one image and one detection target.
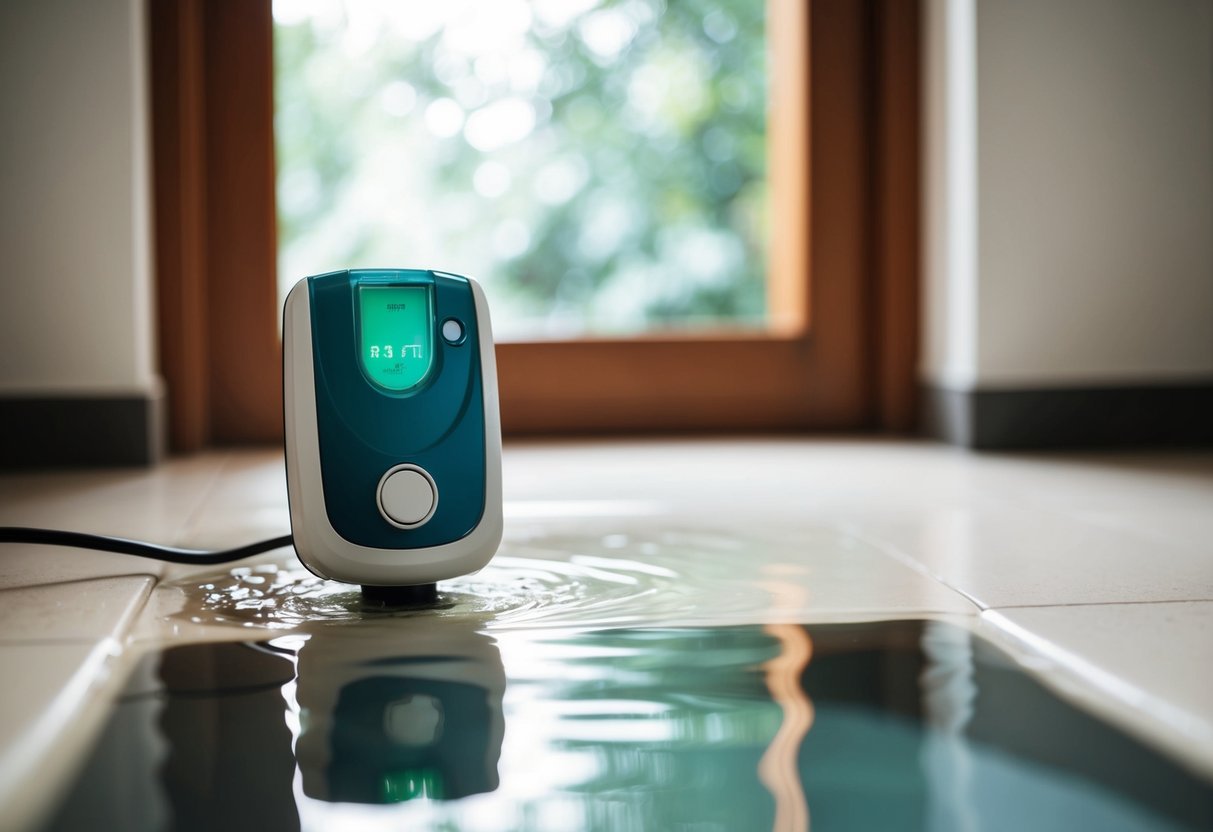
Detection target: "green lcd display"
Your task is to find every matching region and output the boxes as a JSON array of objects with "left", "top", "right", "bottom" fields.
[{"left": 358, "top": 286, "right": 434, "bottom": 391}]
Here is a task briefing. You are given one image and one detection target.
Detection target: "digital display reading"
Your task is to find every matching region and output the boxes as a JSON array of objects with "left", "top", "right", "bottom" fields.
[{"left": 358, "top": 286, "right": 434, "bottom": 391}]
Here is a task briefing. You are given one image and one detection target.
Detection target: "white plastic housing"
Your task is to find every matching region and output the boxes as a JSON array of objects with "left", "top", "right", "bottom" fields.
[{"left": 283, "top": 274, "right": 503, "bottom": 586}]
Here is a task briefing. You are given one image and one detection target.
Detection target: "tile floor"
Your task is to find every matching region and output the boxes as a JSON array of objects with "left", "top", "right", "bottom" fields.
[{"left": 1, "top": 439, "right": 1211, "bottom": 829}]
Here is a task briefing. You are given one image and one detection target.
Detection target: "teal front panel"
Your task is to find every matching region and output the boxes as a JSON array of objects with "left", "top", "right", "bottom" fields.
[{"left": 309, "top": 269, "right": 487, "bottom": 549}]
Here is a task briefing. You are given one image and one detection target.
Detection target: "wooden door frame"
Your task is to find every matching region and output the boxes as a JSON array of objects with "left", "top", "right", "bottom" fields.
[
  {"left": 150, "top": 0, "right": 919, "bottom": 447},
  {"left": 150, "top": 0, "right": 282, "bottom": 450}
]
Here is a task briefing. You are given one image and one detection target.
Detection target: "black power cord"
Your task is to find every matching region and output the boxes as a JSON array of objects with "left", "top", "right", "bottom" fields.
[{"left": 0, "top": 527, "right": 293, "bottom": 565}]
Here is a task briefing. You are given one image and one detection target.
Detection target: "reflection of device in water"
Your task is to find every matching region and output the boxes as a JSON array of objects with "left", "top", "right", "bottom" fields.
[
  {"left": 292, "top": 621, "right": 506, "bottom": 805},
  {"left": 42, "top": 620, "right": 505, "bottom": 830}
]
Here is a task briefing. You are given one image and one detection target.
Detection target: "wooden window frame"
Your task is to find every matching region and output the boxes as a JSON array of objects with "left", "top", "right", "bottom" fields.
[{"left": 151, "top": 0, "right": 919, "bottom": 449}]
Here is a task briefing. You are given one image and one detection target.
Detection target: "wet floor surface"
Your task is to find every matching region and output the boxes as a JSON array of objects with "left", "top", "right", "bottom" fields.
[
  {"left": 45, "top": 618, "right": 1213, "bottom": 832},
  {"left": 5, "top": 444, "right": 1213, "bottom": 829},
  {"left": 151, "top": 524, "right": 973, "bottom": 634}
]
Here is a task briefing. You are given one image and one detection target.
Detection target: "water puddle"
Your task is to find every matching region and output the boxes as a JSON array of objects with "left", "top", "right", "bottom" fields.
[
  {"left": 164, "top": 527, "right": 834, "bottom": 631},
  {"left": 45, "top": 621, "right": 1213, "bottom": 831},
  {"left": 171, "top": 553, "right": 681, "bottom": 630}
]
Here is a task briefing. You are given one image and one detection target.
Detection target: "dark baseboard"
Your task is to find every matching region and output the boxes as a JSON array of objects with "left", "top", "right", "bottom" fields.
[
  {"left": 922, "top": 382, "right": 1213, "bottom": 449},
  {"left": 0, "top": 392, "right": 164, "bottom": 469}
]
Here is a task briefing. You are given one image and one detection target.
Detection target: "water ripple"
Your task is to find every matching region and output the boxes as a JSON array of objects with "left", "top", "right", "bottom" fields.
[{"left": 165, "top": 528, "right": 821, "bottom": 632}]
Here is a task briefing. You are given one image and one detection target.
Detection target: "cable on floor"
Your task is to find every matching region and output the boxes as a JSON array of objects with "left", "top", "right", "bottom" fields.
[{"left": 0, "top": 527, "right": 293, "bottom": 565}]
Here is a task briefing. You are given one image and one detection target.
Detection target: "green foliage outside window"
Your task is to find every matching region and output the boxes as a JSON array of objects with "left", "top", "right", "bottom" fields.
[{"left": 275, "top": 0, "right": 767, "bottom": 338}]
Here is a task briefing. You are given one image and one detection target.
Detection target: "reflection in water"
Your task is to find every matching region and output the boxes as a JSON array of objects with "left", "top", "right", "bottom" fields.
[
  {"left": 919, "top": 620, "right": 978, "bottom": 832},
  {"left": 503, "top": 627, "right": 786, "bottom": 831},
  {"left": 759, "top": 624, "right": 814, "bottom": 832},
  {"left": 288, "top": 622, "right": 505, "bottom": 808},
  {"left": 46, "top": 621, "right": 1213, "bottom": 832}
]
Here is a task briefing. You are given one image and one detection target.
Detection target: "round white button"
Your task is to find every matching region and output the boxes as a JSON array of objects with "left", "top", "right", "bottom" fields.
[
  {"left": 377, "top": 465, "right": 438, "bottom": 528},
  {"left": 441, "top": 318, "right": 464, "bottom": 344}
]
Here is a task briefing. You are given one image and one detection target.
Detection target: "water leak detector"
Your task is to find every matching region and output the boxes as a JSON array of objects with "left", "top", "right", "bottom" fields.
[
  {"left": 0, "top": 268, "right": 501, "bottom": 602},
  {"left": 284, "top": 269, "right": 502, "bottom": 594}
]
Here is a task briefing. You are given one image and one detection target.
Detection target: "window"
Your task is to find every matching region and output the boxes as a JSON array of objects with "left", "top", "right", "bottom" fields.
[
  {"left": 150, "top": 0, "right": 920, "bottom": 448},
  {"left": 274, "top": 0, "right": 769, "bottom": 340}
]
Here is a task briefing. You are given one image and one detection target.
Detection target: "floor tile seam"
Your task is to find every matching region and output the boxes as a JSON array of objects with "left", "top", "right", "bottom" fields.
[
  {"left": 833, "top": 522, "right": 990, "bottom": 614},
  {"left": 110, "top": 575, "right": 158, "bottom": 648},
  {"left": 0, "top": 579, "right": 155, "bottom": 651},
  {"left": 0, "top": 635, "right": 135, "bottom": 832},
  {"left": 772, "top": 607, "right": 983, "bottom": 620},
  {"left": 989, "top": 597, "right": 1213, "bottom": 611},
  {"left": 0, "top": 637, "right": 116, "bottom": 647},
  {"left": 979, "top": 608, "right": 1213, "bottom": 766},
  {"left": 704, "top": 606, "right": 986, "bottom": 619},
  {"left": 978, "top": 610, "right": 1213, "bottom": 712},
  {"left": 836, "top": 510, "right": 1210, "bottom": 612},
  {"left": 0, "top": 572, "right": 159, "bottom": 594}
]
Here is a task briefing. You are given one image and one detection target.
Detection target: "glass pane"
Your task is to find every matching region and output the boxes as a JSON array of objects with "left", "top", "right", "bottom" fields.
[{"left": 274, "top": 0, "right": 767, "bottom": 340}]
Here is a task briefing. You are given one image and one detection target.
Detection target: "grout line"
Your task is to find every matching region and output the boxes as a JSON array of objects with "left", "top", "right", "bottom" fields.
[
  {"left": 832, "top": 513, "right": 1211, "bottom": 615},
  {"left": 990, "top": 597, "right": 1213, "bottom": 611},
  {"left": 980, "top": 608, "right": 1213, "bottom": 781},
  {"left": 0, "top": 573, "right": 158, "bottom": 594},
  {"left": 834, "top": 522, "right": 990, "bottom": 614},
  {"left": 0, "top": 637, "right": 121, "bottom": 647},
  {"left": 0, "top": 577, "right": 156, "bottom": 651},
  {"left": 0, "top": 635, "right": 135, "bottom": 832},
  {"left": 110, "top": 574, "right": 156, "bottom": 646}
]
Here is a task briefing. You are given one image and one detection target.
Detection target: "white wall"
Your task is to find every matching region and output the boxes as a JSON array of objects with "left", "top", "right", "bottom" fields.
[
  {"left": 923, "top": 0, "right": 1213, "bottom": 390},
  {"left": 922, "top": 0, "right": 979, "bottom": 390},
  {"left": 0, "top": 0, "right": 157, "bottom": 396}
]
